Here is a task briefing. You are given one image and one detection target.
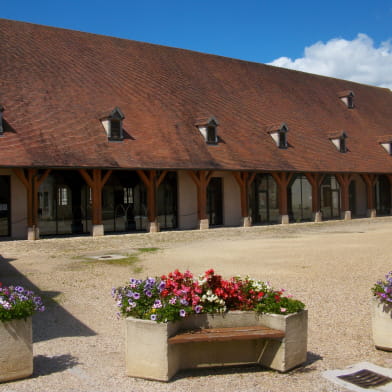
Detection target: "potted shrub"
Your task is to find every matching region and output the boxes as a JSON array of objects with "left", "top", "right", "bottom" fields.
[
  {"left": 371, "top": 271, "right": 392, "bottom": 351},
  {"left": 0, "top": 283, "right": 45, "bottom": 382},
  {"left": 113, "top": 269, "right": 307, "bottom": 381}
]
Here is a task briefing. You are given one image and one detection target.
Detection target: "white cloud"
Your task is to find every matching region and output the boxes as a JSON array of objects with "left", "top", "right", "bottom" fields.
[{"left": 268, "top": 34, "right": 392, "bottom": 90}]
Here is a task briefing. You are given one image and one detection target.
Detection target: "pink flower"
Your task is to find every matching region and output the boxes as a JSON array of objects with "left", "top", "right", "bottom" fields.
[{"left": 280, "top": 307, "right": 287, "bottom": 313}]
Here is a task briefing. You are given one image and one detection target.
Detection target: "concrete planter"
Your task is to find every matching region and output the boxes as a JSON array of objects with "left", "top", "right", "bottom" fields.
[
  {"left": 371, "top": 298, "right": 392, "bottom": 351},
  {"left": 125, "top": 310, "right": 308, "bottom": 381},
  {"left": 0, "top": 317, "right": 33, "bottom": 382}
]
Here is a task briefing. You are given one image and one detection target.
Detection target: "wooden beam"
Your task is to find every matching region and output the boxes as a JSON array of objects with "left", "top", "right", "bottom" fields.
[
  {"left": 188, "top": 171, "right": 209, "bottom": 220},
  {"left": 305, "top": 173, "right": 324, "bottom": 212},
  {"left": 79, "top": 169, "right": 110, "bottom": 225},
  {"left": 336, "top": 173, "right": 354, "bottom": 212},
  {"left": 361, "top": 173, "right": 377, "bottom": 210},
  {"left": 157, "top": 170, "right": 168, "bottom": 188},
  {"left": 271, "top": 172, "right": 293, "bottom": 215},
  {"left": 232, "top": 172, "right": 252, "bottom": 218},
  {"left": 136, "top": 170, "right": 158, "bottom": 222}
]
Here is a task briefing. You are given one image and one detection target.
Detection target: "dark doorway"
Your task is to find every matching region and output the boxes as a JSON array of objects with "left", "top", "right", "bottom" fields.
[
  {"left": 375, "top": 175, "right": 391, "bottom": 215},
  {"left": 207, "top": 178, "right": 223, "bottom": 226},
  {"left": 103, "top": 171, "right": 147, "bottom": 232},
  {"left": 0, "top": 176, "right": 10, "bottom": 236},
  {"left": 349, "top": 181, "right": 356, "bottom": 216},
  {"left": 157, "top": 172, "right": 178, "bottom": 229}
]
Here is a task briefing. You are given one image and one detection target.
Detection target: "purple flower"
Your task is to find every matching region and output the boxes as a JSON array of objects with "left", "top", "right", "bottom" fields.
[
  {"left": 145, "top": 290, "right": 152, "bottom": 298},
  {"left": 158, "top": 281, "right": 166, "bottom": 291},
  {"left": 179, "top": 309, "right": 186, "bottom": 317},
  {"left": 169, "top": 297, "right": 177, "bottom": 305},
  {"left": 150, "top": 314, "right": 157, "bottom": 321},
  {"left": 14, "top": 286, "right": 24, "bottom": 293},
  {"left": 180, "top": 298, "right": 189, "bottom": 306},
  {"left": 195, "top": 305, "right": 202, "bottom": 314},
  {"left": 153, "top": 300, "right": 162, "bottom": 309},
  {"left": 133, "top": 292, "right": 140, "bottom": 300}
]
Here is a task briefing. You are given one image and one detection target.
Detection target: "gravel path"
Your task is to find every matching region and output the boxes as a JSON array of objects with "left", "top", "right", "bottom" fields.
[{"left": 0, "top": 218, "right": 391, "bottom": 392}]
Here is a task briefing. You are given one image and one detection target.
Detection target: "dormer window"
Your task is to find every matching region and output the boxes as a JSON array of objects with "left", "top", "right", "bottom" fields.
[
  {"left": 100, "top": 107, "right": 125, "bottom": 141},
  {"left": 267, "top": 123, "right": 288, "bottom": 149},
  {"left": 338, "top": 90, "right": 355, "bottom": 109},
  {"left": 0, "top": 105, "right": 4, "bottom": 134},
  {"left": 195, "top": 116, "right": 219, "bottom": 144},
  {"left": 329, "top": 131, "right": 347, "bottom": 153},
  {"left": 378, "top": 135, "right": 392, "bottom": 155}
]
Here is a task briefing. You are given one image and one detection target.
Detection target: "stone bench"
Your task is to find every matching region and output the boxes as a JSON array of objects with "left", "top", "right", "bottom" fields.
[{"left": 125, "top": 310, "right": 308, "bottom": 381}]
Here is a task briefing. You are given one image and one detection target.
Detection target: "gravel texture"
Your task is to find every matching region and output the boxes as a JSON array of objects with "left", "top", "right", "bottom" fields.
[{"left": 0, "top": 217, "right": 391, "bottom": 392}]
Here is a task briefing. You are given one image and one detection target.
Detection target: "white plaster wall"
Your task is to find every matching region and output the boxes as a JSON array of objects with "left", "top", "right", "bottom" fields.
[
  {"left": 0, "top": 169, "right": 27, "bottom": 239},
  {"left": 177, "top": 171, "right": 198, "bottom": 229},
  {"left": 220, "top": 171, "right": 241, "bottom": 227}
]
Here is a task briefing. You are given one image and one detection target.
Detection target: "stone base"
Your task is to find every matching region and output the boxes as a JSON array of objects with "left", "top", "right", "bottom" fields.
[
  {"left": 27, "top": 226, "right": 39, "bottom": 241},
  {"left": 371, "top": 298, "right": 392, "bottom": 351},
  {"left": 280, "top": 214, "right": 289, "bottom": 224},
  {"left": 242, "top": 216, "right": 252, "bottom": 227},
  {"left": 313, "top": 211, "right": 322, "bottom": 223},
  {"left": 367, "top": 209, "right": 377, "bottom": 218},
  {"left": 199, "top": 219, "right": 209, "bottom": 230},
  {"left": 0, "top": 317, "right": 33, "bottom": 382},
  {"left": 125, "top": 310, "right": 308, "bottom": 381},
  {"left": 343, "top": 210, "right": 351, "bottom": 220},
  {"left": 148, "top": 221, "right": 160, "bottom": 233},
  {"left": 92, "top": 224, "right": 104, "bottom": 237}
]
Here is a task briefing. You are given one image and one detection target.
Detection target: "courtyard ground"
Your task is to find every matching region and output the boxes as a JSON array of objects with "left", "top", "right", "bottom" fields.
[{"left": 0, "top": 217, "right": 391, "bottom": 392}]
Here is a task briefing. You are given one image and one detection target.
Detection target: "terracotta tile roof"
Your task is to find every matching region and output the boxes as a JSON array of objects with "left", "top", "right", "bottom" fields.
[
  {"left": 1, "top": 19, "right": 392, "bottom": 173},
  {"left": 377, "top": 135, "right": 392, "bottom": 143},
  {"left": 337, "top": 90, "right": 354, "bottom": 97}
]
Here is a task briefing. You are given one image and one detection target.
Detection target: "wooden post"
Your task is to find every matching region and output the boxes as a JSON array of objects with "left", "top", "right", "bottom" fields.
[
  {"left": 188, "top": 170, "right": 214, "bottom": 229},
  {"left": 79, "top": 169, "right": 112, "bottom": 236},
  {"left": 232, "top": 171, "right": 256, "bottom": 226},
  {"left": 271, "top": 172, "right": 293, "bottom": 224},
  {"left": 336, "top": 173, "right": 353, "bottom": 220},
  {"left": 361, "top": 173, "right": 377, "bottom": 217},
  {"left": 13, "top": 168, "right": 51, "bottom": 240},
  {"left": 305, "top": 173, "right": 324, "bottom": 222},
  {"left": 137, "top": 170, "right": 167, "bottom": 232}
]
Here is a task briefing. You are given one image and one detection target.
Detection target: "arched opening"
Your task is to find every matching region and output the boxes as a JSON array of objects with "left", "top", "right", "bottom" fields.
[
  {"left": 288, "top": 174, "right": 312, "bottom": 222},
  {"left": 320, "top": 175, "right": 341, "bottom": 219},
  {"left": 102, "top": 171, "right": 147, "bottom": 232},
  {"left": 249, "top": 174, "right": 279, "bottom": 224},
  {"left": 38, "top": 170, "right": 91, "bottom": 235}
]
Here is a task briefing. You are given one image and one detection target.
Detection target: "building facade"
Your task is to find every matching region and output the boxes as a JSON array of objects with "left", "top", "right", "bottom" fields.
[{"left": 1, "top": 19, "right": 392, "bottom": 240}]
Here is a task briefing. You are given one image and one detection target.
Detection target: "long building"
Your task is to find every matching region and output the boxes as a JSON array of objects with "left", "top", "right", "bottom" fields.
[{"left": 1, "top": 19, "right": 392, "bottom": 240}]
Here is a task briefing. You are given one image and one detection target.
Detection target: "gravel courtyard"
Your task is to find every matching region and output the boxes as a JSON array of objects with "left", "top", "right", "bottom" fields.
[{"left": 0, "top": 217, "right": 391, "bottom": 392}]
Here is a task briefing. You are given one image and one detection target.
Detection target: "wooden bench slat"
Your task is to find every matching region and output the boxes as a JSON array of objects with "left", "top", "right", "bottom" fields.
[{"left": 168, "top": 325, "right": 285, "bottom": 344}]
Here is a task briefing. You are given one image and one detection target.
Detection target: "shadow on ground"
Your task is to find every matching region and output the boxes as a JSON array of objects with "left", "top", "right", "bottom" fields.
[
  {"left": 172, "top": 351, "right": 323, "bottom": 381},
  {"left": 33, "top": 354, "right": 79, "bottom": 377},
  {"left": 0, "top": 255, "right": 96, "bottom": 342}
]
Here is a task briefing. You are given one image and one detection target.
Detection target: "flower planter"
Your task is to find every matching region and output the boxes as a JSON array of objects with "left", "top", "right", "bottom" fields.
[
  {"left": 371, "top": 298, "right": 392, "bottom": 351},
  {"left": 125, "top": 310, "right": 308, "bottom": 381},
  {"left": 0, "top": 317, "right": 33, "bottom": 382}
]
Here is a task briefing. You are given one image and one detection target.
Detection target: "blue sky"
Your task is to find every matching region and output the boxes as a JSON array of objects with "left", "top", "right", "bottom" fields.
[{"left": 2, "top": 1, "right": 392, "bottom": 88}]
